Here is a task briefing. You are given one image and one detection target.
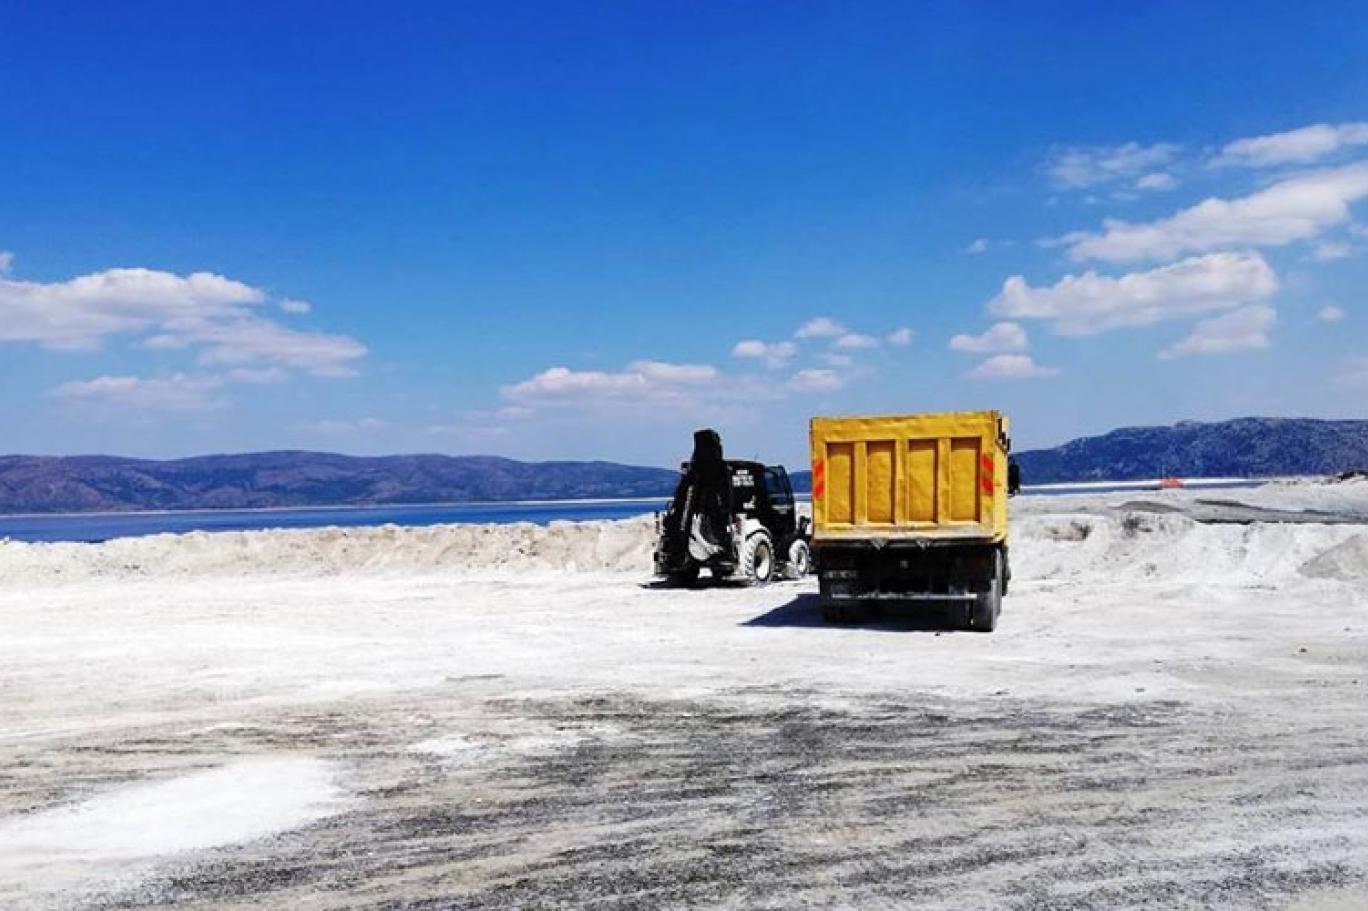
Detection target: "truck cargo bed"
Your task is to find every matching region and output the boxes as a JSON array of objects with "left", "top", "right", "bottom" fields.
[{"left": 810, "top": 411, "right": 1009, "bottom": 545}]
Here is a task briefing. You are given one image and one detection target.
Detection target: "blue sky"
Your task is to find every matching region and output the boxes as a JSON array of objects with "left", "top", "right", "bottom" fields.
[{"left": 3, "top": 1, "right": 1368, "bottom": 467}]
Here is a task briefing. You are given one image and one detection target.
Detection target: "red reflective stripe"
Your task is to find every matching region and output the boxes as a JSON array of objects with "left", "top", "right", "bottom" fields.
[
  {"left": 981, "top": 476, "right": 994, "bottom": 494},
  {"left": 813, "top": 460, "right": 826, "bottom": 498}
]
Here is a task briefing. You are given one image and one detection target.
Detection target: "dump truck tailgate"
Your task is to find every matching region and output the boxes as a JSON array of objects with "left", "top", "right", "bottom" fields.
[{"left": 810, "top": 411, "right": 1009, "bottom": 544}]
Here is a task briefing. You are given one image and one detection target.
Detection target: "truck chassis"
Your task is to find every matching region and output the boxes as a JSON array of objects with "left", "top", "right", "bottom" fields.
[{"left": 815, "top": 539, "right": 1007, "bottom": 631}]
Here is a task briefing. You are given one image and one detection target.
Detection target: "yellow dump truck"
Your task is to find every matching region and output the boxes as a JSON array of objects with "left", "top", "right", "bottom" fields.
[{"left": 810, "top": 410, "right": 1012, "bottom": 631}]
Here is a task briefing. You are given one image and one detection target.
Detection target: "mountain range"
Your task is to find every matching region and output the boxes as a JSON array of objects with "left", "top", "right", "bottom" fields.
[
  {"left": 2, "top": 417, "right": 1366, "bottom": 514},
  {"left": 1012, "top": 417, "right": 1368, "bottom": 484}
]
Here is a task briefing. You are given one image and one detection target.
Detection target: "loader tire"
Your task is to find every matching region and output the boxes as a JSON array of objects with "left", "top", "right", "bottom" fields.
[
  {"left": 785, "top": 539, "right": 811, "bottom": 579},
  {"left": 741, "top": 531, "right": 774, "bottom": 585}
]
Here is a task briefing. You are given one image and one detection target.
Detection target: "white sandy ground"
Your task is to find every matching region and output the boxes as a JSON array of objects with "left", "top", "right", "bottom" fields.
[
  {"left": 0, "top": 759, "right": 348, "bottom": 906},
  {"left": 0, "top": 478, "right": 1366, "bottom": 909}
]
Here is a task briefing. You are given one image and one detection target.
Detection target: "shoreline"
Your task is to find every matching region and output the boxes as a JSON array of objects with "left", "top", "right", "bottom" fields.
[
  {"left": 0, "top": 477, "right": 1284, "bottom": 521},
  {"left": 0, "top": 495, "right": 675, "bottom": 522}
]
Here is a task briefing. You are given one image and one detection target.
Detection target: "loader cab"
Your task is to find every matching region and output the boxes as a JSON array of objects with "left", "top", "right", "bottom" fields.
[{"left": 729, "top": 460, "right": 798, "bottom": 544}]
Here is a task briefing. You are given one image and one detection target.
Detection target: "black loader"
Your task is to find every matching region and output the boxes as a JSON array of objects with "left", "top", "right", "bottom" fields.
[{"left": 654, "top": 428, "right": 811, "bottom": 585}]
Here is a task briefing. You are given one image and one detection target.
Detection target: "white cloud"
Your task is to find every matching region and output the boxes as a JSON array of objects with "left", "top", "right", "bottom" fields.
[
  {"left": 0, "top": 266, "right": 263, "bottom": 350},
  {"left": 794, "top": 316, "right": 846, "bottom": 339},
  {"left": 819, "top": 352, "right": 853, "bottom": 367},
  {"left": 1211, "top": 122, "right": 1368, "bottom": 168},
  {"left": 1159, "top": 304, "right": 1276, "bottom": 359},
  {"left": 225, "top": 367, "right": 288, "bottom": 384},
  {"left": 1135, "top": 172, "right": 1177, "bottom": 191},
  {"left": 170, "top": 316, "right": 366, "bottom": 377},
  {"left": 426, "top": 405, "right": 534, "bottom": 438},
  {"left": 1046, "top": 142, "right": 1180, "bottom": 189},
  {"left": 1318, "top": 306, "right": 1347, "bottom": 323},
  {"left": 0, "top": 251, "right": 13, "bottom": 275},
  {"left": 0, "top": 261, "right": 365, "bottom": 377},
  {"left": 990, "top": 251, "right": 1278, "bottom": 336},
  {"left": 965, "top": 238, "right": 990, "bottom": 254},
  {"left": 629, "top": 360, "right": 718, "bottom": 384},
  {"left": 949, "top": 321, "right": 1028, "bottom": 354},
  {"left": 298, "top": 417, "right": 389, "bottom": 433},
  {"left": 886, "top": 327, "right": 914, "bottom": 346},
  {"left": 1064, "top": 163, "right": 1368, "bottom": 262},
  {"left": 967, "top": 354, "right": 1059, "bottom": 380},
  {"left": 49, "top": 373, "right": 226, "bottom": 412},
  {"left": 789, "top": 368, "right": 845, "bottom": 391},
  {"left": 732, "top": 339, "right": 797, "bottom": 367},
  {"left": 1311, "top": 241, "right": 1353, "bottom": 262},
  {"left": 503, "top": 360, "right": 719, "bottom": 404},
  {"left": 497, "top": 358, "right": 804, "bottom": 423},
  {"left": 833, "top": 332, "right": 879, "bottom": 350},
  {"left": 279, "top": 298, "right": 312, "bottom": 314}
]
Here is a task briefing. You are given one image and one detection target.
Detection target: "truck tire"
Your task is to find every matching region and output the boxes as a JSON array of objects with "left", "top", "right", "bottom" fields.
[
  {"left": 821, "top": 600, "right": 847, "bottom": 623},
  {"left": 741, "top": 531, "right": 774, "bottom": 584},
  {"left": 785, "top": 539, "right": 811, "bottom": 579},
  {"left": 968, "top": 549, "right": 1003, "bottom": 632}
]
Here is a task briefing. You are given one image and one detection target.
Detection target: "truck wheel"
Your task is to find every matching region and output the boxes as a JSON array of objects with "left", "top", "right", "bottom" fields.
[
  {"left": 741, "top": 532, "right": 774, "bottom": 584},
  {"left": 821, "top": 600, "right": 847, "bottom": 623},
  {"left": 785, "top": 539, "right": 811, "bottom": 579},
  {"left": 968, "top": 550, "right": 1003, "bottom": 632}
]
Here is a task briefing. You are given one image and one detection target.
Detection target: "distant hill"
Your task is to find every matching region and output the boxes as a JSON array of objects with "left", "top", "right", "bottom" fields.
[
  {"left": 4, "top": 417, "right": 1365, "bottom": 514},
  {"left": 1014, "top": 418, "right": 1368, "bottom": 484},
  {"left": 0, "top": 452, "right": 681, "bottom": 515}
]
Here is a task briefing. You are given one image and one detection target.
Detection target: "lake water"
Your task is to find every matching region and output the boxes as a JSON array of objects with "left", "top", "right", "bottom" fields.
[
  {"left": 0, "top": 479, "right": 1262, "bottom": 544},
  {"left": 0, "top": 500, "right": 671, "bottom": 544}
]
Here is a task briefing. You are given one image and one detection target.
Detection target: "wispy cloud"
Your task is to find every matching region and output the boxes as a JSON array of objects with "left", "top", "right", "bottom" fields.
[
  {"left": 1061, "top": 163, "right": 1368, "bottom": 262},
  {"left": 49, "top": 373, "right": 227, "bottom": 412},
  {"left": 886, "top": 327, "right": 914, "bottom": 346},
  {"left": 789, "top": 368, "right": 845, "bottom": 391},
  {"left": 794, "top": 316, "right": 847, "bottom": 339},
  {"left": 1045, "top": 142, "right": 1180, "bottom": 190},
  {"left": 1210, "top": 122, "right": 1368, "bottom": 168},
  {"left": 1159, "top": 305, "right": 1276, "bottom": 359},
  {"left": 967, "top": 354, "right": 1059, "bottom": 380},
  {"left": 0, "top": 259, "right": 366, "bottom": 377},
  {"left": 502, "top": 360, "right": 724, "bottom": 411},
  {"left": 949, "top": 321, "right": 1028, "bottom": 354},
  {"left": 732, "top": 339, "right": 797, "bottom": 367},
  {"left": 990, "top": 251, "right": 1278, "bottom": 336},
  {"left": 833, "top": 332, "right": 879, "bottom": 350},
  {"left": 296, "top": 416, "right": 390, "bottom": 433},
  {"left": 1310, "top": 241, "right": 1354, "bottom": 262},
  {"left": 1135, "top": 172, "right": 1177, "bottom": 191}
]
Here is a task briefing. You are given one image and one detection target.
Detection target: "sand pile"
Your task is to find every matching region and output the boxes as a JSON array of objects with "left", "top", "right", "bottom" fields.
[
  {"left": 1299, "top": 532, "right": 1368, "bottom": 581},
  {"left": 1014, "top": 511, "right": 1368, "bottom": 587},
  {"left": 0, "top": 515, "right": 658, "bottom": 586},
  {"left": 2, "top": 501, "right": 1364, "bottom": 589}
]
